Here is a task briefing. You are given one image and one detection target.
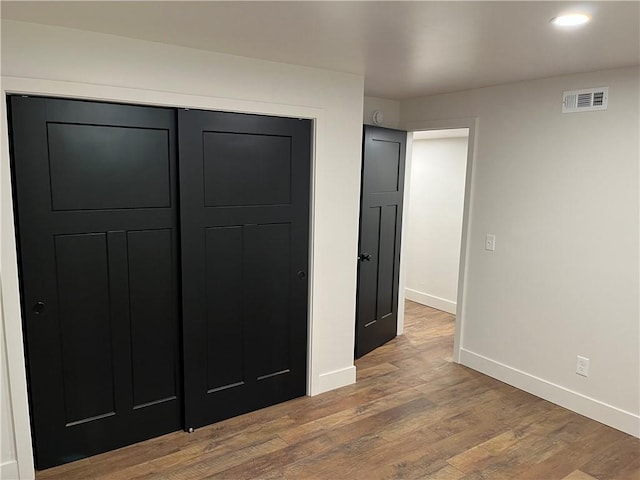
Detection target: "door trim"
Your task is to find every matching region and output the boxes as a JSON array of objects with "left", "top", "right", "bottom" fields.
[
  {"left": 0, "top": 76, "right": 328, "bottom": 478},
  {"left": 398, "top": 117, "right": 478, "bottom": 364}
]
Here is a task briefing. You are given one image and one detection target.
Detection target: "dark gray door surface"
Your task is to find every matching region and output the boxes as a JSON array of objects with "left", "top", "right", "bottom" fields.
[
  {"left": 355, "top": 125, "right": 407, "bottom": 358},
  {"left": 178, "top": 109, "right": 311, "bottom": 429},
  {"left": 9, "top": 96, "right": 182, "bottom": 469},
  {"left": 10, "top": 97, "right": 312, "bottom": 468}
]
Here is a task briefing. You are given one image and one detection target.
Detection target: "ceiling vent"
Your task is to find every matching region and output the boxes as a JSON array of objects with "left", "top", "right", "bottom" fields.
[{"left": 562, "top": 87, "right": 608, "bottom": 113}]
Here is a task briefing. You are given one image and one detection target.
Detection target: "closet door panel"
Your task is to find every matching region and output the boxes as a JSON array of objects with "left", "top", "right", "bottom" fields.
[
  {"left": 179, "top": 109, "right": 311, "bottom": 429},
  {"left": 9, "top": 96, "right": 181, "bottom": 469}
]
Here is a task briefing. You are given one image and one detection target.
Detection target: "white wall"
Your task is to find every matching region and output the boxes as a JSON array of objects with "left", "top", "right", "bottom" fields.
[
  {"left": 0, "top": 20, "right": 365, "bottom": 478},
  {"left": 405, "top": 135, "right": 468, "bottom": 314},
  {"left": 363, "top": 96, "right": 400, "bottom": 129},
  {"left": 401, "top": 66, "right": 640, "bottom": 437},
  {"left": 1, "top": 295, "right": 18, "bottom": 479}
]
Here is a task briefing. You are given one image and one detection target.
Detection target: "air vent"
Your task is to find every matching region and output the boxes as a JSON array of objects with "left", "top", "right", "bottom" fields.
[{"left": 562, "top": 87, "right": 608, "bottom": 113}]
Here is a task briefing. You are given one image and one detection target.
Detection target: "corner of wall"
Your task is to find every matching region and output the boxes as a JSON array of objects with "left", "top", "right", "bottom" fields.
[
  {"left": 399, "top": 67, "right": 640, "bottom": 438},
  {"left": 460, "top": 348, "right": 640, "bottom": 438},
  {"left": 363, "top": 96, "right": 401, "bottom": 129}
]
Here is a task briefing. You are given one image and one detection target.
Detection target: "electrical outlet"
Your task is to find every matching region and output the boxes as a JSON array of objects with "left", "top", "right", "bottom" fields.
[
  {"left": 485, "top": 234, "right": 496, "bottom": 252},
  {"left": 576, "top": 355, "right": 590, "bottom": 377}
]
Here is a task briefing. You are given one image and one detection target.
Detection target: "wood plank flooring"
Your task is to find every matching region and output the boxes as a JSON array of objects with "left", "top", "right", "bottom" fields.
[{"left": 37, "top": 301, "right": 640, "bottom": 480}]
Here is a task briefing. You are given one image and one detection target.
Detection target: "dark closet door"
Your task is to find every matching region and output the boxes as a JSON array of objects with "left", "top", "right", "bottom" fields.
[
  {"left": 9, "top": 97, "right": 182, "bottom": 469},
  {"left": 178, "top": 109, "right": 311, "bottom": 430},
  {"left": 355, "top": 125, "right": 407, "bottom": 358}
]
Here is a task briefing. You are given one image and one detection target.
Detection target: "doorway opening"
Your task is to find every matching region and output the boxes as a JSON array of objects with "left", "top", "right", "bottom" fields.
[
  {"left": 398, "top": 120, "right": 476, "bottom": 363},
  {"left": 405, "top": 128, "right": 469, "bottom": 312}
]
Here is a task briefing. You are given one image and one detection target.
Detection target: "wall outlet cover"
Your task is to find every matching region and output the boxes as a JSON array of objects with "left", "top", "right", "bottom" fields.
[{"left": 576, "top": 355, "right": 590, "bottom": 377}]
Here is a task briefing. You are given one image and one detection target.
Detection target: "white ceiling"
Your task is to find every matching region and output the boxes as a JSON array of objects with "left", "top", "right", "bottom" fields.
[{"left": 1, "top": 1, "right": 638, "bottom": 99}]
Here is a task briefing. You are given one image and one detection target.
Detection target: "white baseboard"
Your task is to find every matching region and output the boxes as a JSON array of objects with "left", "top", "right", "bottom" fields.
[
  {"left": 459, "top": 348, "right": 640, "bottom": 438},
  {"left": 311, "top": 365, "right": 356, "bottom": 396},
  {"left": 405, "top": 288, "right": 456, "bottom": 314},
  {"left": 1, "top": 460, "right": 20, "bottom": 480}
]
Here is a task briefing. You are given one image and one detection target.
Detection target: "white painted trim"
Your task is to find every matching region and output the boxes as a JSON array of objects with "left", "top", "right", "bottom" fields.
[
  {"left": 404, "top": 288, "right": 456, "bottom": 314},
  {"left": 1, "top": 75, "right": 331, "bottom": 480},
  {"left": 396, "top": 133, "right": 413, "bottom": 336},
  {"left": 460, "top": 348, "right": 640, "bottom": 438},
  {"left": 1, "top": 90, "right": 36, "bottom": 480},
  {"left": 413, "top": 128, "right": 469, "bottom": 140},
  {"left": 0, "top": 460, "right": 20, "bottom": 480},
  {"left": 399, "top": 117, "right": 479, "bottom": 364},
  {"left": 1, "top": 76, "right": 325, "bottom": 119},
  {"left": 305, "top": 120, "right": 318, "bottom": 398},
  {"left": 311, "top": 366, "right": 357, "bottom": 396}
]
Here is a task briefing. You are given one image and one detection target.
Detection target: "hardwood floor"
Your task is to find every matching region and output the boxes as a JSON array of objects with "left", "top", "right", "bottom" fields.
[{"left": 37, "top": 301, "right": 640, "bottom": 480}]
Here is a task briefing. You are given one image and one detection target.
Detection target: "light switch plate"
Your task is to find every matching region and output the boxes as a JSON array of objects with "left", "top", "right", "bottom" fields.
[{"left": 485, "top": 234, "right": 496, "bottom": 252}]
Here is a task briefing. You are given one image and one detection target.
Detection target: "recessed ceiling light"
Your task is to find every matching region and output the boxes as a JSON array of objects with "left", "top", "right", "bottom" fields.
[{"left": 551, "top": 14, "right": 591, "bottom": 26}]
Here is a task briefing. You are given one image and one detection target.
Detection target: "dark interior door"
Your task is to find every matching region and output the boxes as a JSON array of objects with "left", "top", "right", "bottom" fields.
[
  {"left": 9, "top": 96, "right": 182, "bottom": 469},
  {"left": 178, "top": 109, "right": 311, "bottom": 430},
  {"left": 355, "top": 125, "right": 407, "bottom": 358}
]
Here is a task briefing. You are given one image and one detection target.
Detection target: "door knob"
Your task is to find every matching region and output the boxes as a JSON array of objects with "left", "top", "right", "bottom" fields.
[
  {"left": 33, "top": 301, "right": 45, "bottom": 314},
  {"left": 358, "top": 253, "right": 372, "bottom": 262}
]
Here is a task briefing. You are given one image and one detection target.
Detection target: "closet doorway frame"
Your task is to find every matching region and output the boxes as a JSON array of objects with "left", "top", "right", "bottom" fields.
[{"left": 0, "top": 77, "right": 324, "bottom": 478}]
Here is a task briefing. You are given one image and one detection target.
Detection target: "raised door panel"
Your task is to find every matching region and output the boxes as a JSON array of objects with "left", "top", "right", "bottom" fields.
[
  {"left": 365, "top": 140, "right": 401, "bottom": 193},
  {"left": 377, "top": 205, "right": 399, "bottom": 320},
  {"left": 203, "top": 132, "right": 292, "bottom": 207},
  {"left": 127, "top": 229, "right": 178, "bottom": 409},
  {"left": 246, "top": 223, "right": 292, "bottom": 380},
  {"left": 356, "top": 206, "right": 381, "bottom": 327},
  {"left": 55, "top": 233, "right": 115, "bottom": 427},
  {"left": 204, "top": 226, "right": 245, "bottom": 394},
  {"left": 47, "top": 123, "right": 171, "bottom": 210}
]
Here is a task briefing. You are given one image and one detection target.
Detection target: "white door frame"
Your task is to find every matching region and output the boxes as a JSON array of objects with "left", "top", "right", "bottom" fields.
[
  {"left": 0, "top": 76, "right": 328, "bottom": 479},
  {"left": 397, "top": 117, "right": 478, "bottom": 363}
]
